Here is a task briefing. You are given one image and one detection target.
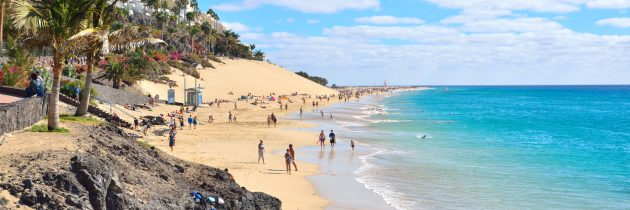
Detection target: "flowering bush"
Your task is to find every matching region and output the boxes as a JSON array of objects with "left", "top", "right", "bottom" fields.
[
  {"left": 168, "top": 51, "right": 184, "bottom": 60},
  {"left": 0, "top": 64, "right": 27, "bottom": 87},
  {"left": 153, "top": 51, "right": 169, "bottom": 62}
]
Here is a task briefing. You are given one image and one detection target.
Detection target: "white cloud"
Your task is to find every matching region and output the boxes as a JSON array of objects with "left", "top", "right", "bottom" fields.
[
  {"left": 213, "top": 0, "right": 380, "bottom": 13},
  {"left": 223, "top": 22, "right": 251, "bottom": 33},
  {"left": 425, "top": 0, "right": 582, "bottom": 13},
  {"left": 458, "top": 18, "right": 566, "bottom": 33},
  {"left": 354, "top": 15, "right": 424, "bottom": 24},
  {"left": 307, "top": 19, "right": 320, "bottom": 24},
  {"left": 586, "top": 0, "right": 630, "bottom": 9},
  {"left": 285, "top": 18, "right": 295, "bottom": 23},
  {"left": 240, "top": 22, "right": 630, "bottom": 85},
  {"left": 596, "top": 17, "right": 630, "bottom": 28}
]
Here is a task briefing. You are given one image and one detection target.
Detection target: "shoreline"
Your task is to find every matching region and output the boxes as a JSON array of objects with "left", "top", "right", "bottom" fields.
[{"left": 289, "top": 87, "right": 428, "bottom": 210}]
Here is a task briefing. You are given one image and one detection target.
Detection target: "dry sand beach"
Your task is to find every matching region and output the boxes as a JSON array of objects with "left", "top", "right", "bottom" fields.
[{"left": 121, "top": 58, "right": 343, "bottom": 209}]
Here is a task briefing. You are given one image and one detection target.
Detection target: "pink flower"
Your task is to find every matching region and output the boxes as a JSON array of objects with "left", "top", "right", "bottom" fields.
[{"left": 8, "top": 66, "right": 18, "bottom": 74}]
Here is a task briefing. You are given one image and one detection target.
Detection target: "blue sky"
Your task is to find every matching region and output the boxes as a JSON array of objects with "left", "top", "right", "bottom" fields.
[{"left": 199, "top": 0, "right": 630, "bottom": 86}]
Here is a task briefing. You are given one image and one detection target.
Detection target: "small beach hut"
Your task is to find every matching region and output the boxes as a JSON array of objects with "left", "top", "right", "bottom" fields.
[{"left": 185, "top": 88, "right": 203, "bottom": 106}]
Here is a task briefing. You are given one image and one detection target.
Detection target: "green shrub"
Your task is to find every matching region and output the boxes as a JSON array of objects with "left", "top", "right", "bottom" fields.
[
  {"left": 60, "top": 80, "right": 98, "bottom": 102},
  {"left": 184, "top": 53, "right": 214, "bottom": 68},
  {"left": 136, "top": 140, "right": 155, "bottom": 150},
  {"left": 62, "top": 65, "right": 79, "bottom": 78},
  {"left": 59, "top": 114, "right": 103, "bottom": 125},
  {"left": 207, "top": 54, "right": 223, "bottom": 63},
  {"left": 167, "top": 60, "right": 200, "bottom": 78}
]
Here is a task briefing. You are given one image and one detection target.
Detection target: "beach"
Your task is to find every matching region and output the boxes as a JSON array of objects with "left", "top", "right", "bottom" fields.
[{"left": 118, "top": 58, "right": 372, "bottom": 209}]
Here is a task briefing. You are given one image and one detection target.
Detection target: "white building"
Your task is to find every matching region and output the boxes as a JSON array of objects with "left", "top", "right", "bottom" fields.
[{"left": 115, "top": 0, "right": 225, "bottom": 32}]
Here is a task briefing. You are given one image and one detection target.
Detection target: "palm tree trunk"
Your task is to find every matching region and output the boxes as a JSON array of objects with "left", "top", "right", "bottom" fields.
[
  {"left": 75, "top": 53, "right": 94, "bottom": 116},
  {"left": 48, "top": 57, "right": 62, "bottom": 130},
  {"left": 0, "top": 2, "right": 4, "bottom": 56}
]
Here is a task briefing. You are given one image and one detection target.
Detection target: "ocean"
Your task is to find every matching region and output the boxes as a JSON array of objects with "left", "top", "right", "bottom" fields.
[{"left": 294, "top": 86, "right": 630, "bottom": 210}]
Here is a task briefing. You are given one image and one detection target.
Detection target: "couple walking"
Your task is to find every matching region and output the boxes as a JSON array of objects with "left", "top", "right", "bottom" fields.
[
  {"left": 318, "top": 130, "right": 336, "bottom": 149},
  {"left": 257, "top": 140, "right": 297, "bottom": 175}
]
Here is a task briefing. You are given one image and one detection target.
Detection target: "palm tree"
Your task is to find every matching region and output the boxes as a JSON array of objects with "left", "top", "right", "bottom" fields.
[
  {"left": 70, "top": 25, "right": 164, "bottom": 115},
  {"left": 153, "top": 11, "right": 168, "bottom": 29},
  {"left": 102, "top": 58, "right": 124, "bottom": 88},
  {"left": 187, "top": 25, "right": 200, "bottom": 53},
  {"left": 200, "top": 21, "right": 216, "bottom": 55},
  {"left": 12, "top": 0, "right": 96, "bottom": 130},
  {"left": 185, "top": 11, "right": 195, "bottom": 24},
  {"left": 72, "top": 0, "right": 119, "bottom": 116},
  {"left": 0, "top": 0, "right": 11, "bottom": 55},
  {"left": 253, "top": 50, "right": 265, "bottom": 61},
  {"left": 206, "top": 8, "right": 219, "bottom": 20}
]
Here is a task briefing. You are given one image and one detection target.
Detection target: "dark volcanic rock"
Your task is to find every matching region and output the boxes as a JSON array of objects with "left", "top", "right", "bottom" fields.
[{"left": 1, "top": 124, "right": 282, "bottom": 210}]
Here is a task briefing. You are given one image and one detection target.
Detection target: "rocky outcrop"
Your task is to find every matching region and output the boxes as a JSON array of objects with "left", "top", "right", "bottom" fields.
[{"left": 0, "top": 124, "right": 281, "bottom": 209}]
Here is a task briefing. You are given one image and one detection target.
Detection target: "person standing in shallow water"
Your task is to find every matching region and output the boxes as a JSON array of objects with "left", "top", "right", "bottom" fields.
[
  {"left": 284, "top": 149, "right": 292, "bottom": 175},
  {"left": 350, "top": 139, "right": 355, "bottom": 151},
  {"left": 258, "top": 140, "right": 265, "bottom": 164},
  {"left": 317, "top": 130, "right": 326, "bottom": 149},
  {"left": 329, "top": 130, "right": 336, "bottom": 148},
  {"left": 289, "top": 144, "right": 298, "bottom": 171},
  {"left": 228, "top": 111, "right": 233, "bottom": 123}
]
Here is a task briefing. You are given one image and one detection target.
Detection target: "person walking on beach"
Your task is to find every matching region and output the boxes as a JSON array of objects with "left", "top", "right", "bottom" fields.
[
  {"left": 300, "top": 106, "right": 303, "bottom": 118},
  {"left": 289, "top": 144, "right": 298, "bottom": 171},
  {"left": 330, "top": 113, "right": 333, "bottom": 119},
  {"left": 321, "top": 110, "right": 324, "bottom": 118},
  {"left": 258, "top": 140, "right": 265, "bottom": 164},
  {"left": 179, "top": 116, "right": 184, "bottom": 130},
  {"left": 329, "top": 130, "right": 336, "bottom": 148},
  {"left": 234, "top": 102, "right": 237, "bottom": 110},
  {"left": 169, "top": 129, "right": 176, "bottom": 152},
  {"left": 284, "top": 104, "right": 288, "bottom": 111},
  {"left": 271, "top": 113, "right": 277, "bottom": 127},
  {"left": 133, "top": 118, "right": 138, "bottom": 131},
  {"left": 318, "top": 130, "right": 326, "bottom": 149},
  {"left": 267, "top": 115, "right": 271, "bottom": 127},
  {"left": 188, "top": 115, "right": 193, "bottom": 129},
  {"left": 193, "top": 116, "right": 198, "bottom": 129},
  {"left": 350, "top": 139, "right": 355, "bottom": 151},
  {"left": 228, "top": 111, "right": 233, "bottom": 123},
  {"left": 284, "top": 149, "right": 292, "bottom": 175}
]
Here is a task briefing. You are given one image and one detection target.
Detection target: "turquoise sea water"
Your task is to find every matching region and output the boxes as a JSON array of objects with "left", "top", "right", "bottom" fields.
[{"left": 304, "top": 86, "right": 630, "bottom": 209}]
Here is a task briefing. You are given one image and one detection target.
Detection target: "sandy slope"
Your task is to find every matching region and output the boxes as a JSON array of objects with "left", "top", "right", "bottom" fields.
[{"left": 138, "top": 58, "right": 337, "bottom": 103}]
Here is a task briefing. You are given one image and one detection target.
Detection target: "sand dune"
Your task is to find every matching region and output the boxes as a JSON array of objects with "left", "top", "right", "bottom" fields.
[{"left": 138, "top": 58, "right": 337, "bottom": 103}]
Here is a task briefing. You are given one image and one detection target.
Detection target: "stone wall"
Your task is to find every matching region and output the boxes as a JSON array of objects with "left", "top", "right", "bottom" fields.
[
  {"left": 0, "top": 87, "right": 47, "bottom": 134},
  {"left": 91, "top": 83, "right": 151, "bottom": 105}
]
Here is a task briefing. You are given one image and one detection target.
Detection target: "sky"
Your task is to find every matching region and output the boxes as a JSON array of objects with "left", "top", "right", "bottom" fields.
[{"left": 199, "top": 0, "right": 630, "bottom": 86}]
